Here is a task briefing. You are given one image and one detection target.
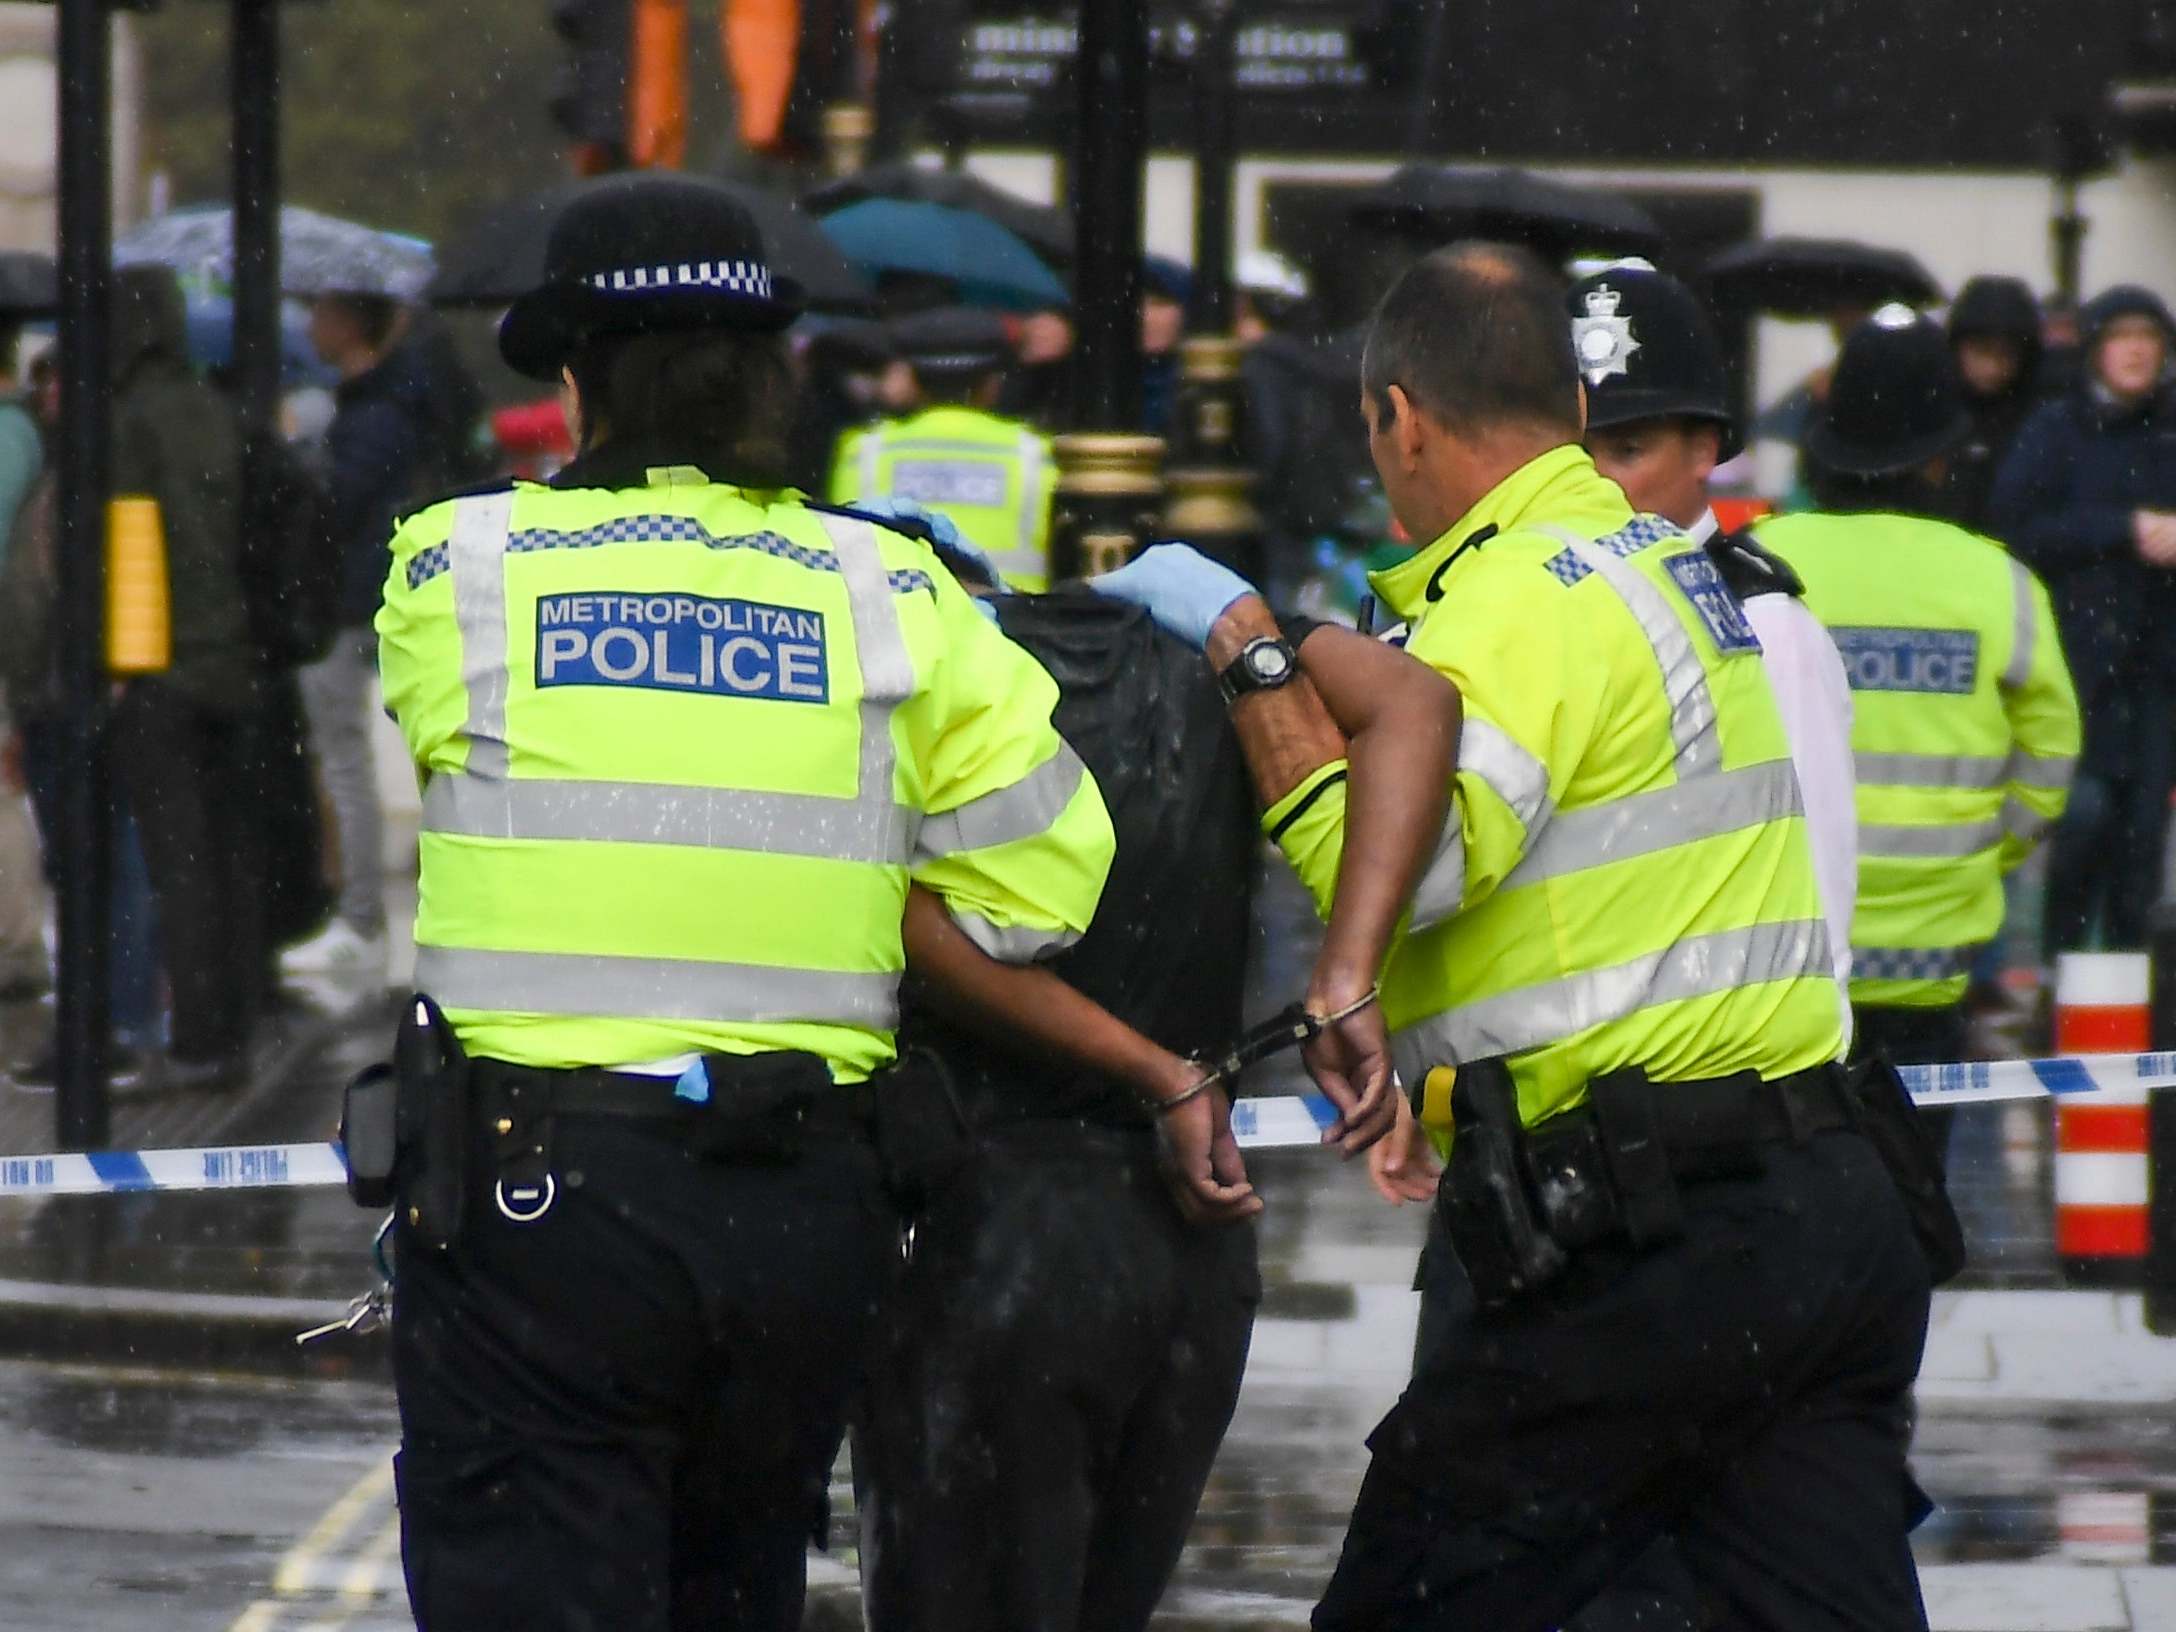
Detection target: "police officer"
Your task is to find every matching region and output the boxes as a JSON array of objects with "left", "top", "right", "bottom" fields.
[
  {"left": 372, "top": 175, "right": 1127, "bottom": 1632},
  {"left": 1760, "top": 308, "right": 2080, "bottom": 1091},
  {"left": 1568, "top": 261, "right": 1858, "bottom": 1039},
  {"left": 1098, "top": 242, "right": 1939, "bottom": 1631},
  {"left": 828, "top": 307, "right": 1057, "bottom": 589}
]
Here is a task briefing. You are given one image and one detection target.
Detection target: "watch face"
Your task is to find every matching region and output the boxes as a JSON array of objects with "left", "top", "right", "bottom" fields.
[{"left": 1249, "top": 641, "right": 1294, "bottom": 682}]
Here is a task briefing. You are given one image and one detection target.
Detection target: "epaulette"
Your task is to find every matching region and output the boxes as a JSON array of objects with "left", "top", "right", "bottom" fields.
[
  {"left": 395, "top": 475, "right": 519, "bottom": 529},
  {"left": 1707, "top": 528, "right": 1805, "bottom": 601},
  {"left": 803, "top": 498, "right": 943, "bottom": 548}
]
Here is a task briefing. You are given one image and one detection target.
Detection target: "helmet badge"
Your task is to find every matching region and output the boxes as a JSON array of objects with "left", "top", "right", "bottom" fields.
[{"left": 1574, "top": 283, "right": 1642, "bottom": 387}]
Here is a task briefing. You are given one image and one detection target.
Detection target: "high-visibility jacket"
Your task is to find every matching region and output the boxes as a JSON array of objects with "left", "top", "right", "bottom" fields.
[
  {"left": 375, "top": 464, "right": 1115, "bottom": 1079},
  {"left": 1270, "top": 446, "right": 1843, "bottom": 1129},
  {"left": 1760, "top": 510, "right": 2079, "bottom": 1008},
  {"left": 829, "top": 406, "right": 1057, "bottom": 591}
]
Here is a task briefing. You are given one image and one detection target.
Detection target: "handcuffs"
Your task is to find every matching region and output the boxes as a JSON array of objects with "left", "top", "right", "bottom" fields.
[{"left": 1145, "top": 986, "right": 1380, "bottom": 1114}]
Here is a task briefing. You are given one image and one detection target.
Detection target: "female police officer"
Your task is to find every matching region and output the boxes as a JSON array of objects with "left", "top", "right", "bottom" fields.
[{"left": 373, "top": 174, "right": 1123, "bottom": 1631}]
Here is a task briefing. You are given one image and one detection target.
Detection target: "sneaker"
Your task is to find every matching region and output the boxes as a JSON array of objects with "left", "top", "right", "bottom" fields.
[
  {"left": 280, "top": 919, "right": 388, "bottom": 979},
  {"left": 10, "top": 1041, "right": 148, "bottom": 1093}
]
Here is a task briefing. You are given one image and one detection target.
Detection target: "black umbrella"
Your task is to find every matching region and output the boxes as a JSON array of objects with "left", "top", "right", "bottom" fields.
[
  {"left": 0, "top": 251, "right": 57, "bottom": 318},
  {"left": 425, "top": 176, "right": 872, "bottom": 312},
  {"left": 803, "top": 161, "right": 1074, "bottom": 267},
  {"left": 1703, "top": 237, "right": 1943, "bottom": 320},
  {"left": 1347, "top": 166, "right": 1666, "bottom": 262}
]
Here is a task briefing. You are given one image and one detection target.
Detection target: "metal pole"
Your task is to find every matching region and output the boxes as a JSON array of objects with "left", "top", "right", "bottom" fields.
[
  {"left": 1068, "top": 0, "right": 1147, "bottom": 431},
  {"left": 232, "top": 0, "right": 281, "bottom": 541},
  {"left": 53, "top": 0, "right": 114, "bottom": 1150},
  {"left": 1192, "top": 0, "right": 1236, "bottom": 334}
]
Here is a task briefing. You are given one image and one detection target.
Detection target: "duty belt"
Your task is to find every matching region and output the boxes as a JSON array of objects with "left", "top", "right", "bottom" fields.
[{"left": 468, "top": 1058, "right": 877, "bottom": 1135}]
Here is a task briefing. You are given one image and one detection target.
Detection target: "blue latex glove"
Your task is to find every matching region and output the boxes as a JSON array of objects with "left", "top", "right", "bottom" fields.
[
  {"left": 1086, "top": 543, "right": 1258, "bottom": 650},
  {"left": 850, "top": 495, "right": 1004, "bottom": 590}
]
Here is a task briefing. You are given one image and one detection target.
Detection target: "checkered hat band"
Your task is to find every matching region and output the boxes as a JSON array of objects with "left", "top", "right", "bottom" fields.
[{"left": 585, "top": 261, "right": 774, "bottom": 299}]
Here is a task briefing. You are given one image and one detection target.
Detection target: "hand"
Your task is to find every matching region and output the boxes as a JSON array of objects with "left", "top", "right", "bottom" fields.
[
  {"left": 0, "top": 732, "right": 20, "bottom": 797},
  {"left": 1154, "top": 1083, "right": 1264, "bottom": 1225},
  {"left": 1367, "top": 1089, "right": 1440, "bottom": 1206},
  {"left": 1300, "top": 972, "right": 1398, "bottom": 1155},
  {"left": 1085, "top": 542, "right": 1259, "bottom": 650},
  {"left": 2138, "top": 510, "right": 2176, "bottom": 566}
]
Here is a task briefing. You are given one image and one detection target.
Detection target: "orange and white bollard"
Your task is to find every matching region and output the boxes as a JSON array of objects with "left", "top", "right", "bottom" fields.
[{"left": 2054, "top": 952, "right": 2152, "bottom": 1284}]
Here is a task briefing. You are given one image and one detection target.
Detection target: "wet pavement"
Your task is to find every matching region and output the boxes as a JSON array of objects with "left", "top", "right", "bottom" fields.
[{"left": 2, "top": 1097, "right": 2175, "bottom": 1629}]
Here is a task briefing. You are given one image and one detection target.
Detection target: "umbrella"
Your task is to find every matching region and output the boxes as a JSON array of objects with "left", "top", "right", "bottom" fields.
[
  {"left": 181, "top": 291, "right": 334, "bottom": 388},
  {"left": 803, "top": 162, "right": 1074, "bottom": 267},
  {"left": 1703, "top": 238, "right": 1943, "bottom": 320},
  {"left": 425, "top": 176, "right": 871, "bottom": 312},
  {"left": 1347, "top": 166, "right": 1666, "bottom": 262},
  {"left": 818, "top": 199, "right": 1068, "bottom": 313},
  {"left": 0, "top": 251, "right": 56, "bottom": 318},
  {"left": 116, "top": 204, "right": 433, "bottom": 301}
]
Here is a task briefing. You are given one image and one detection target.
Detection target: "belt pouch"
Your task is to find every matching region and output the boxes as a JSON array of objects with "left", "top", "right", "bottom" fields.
[
  {"left": 867, "top": 1048, "right": 975, "bottom": 1210},
  {"left": 1443, "top": 1058, "right": 1567, "bottom": 1306},
  {"left": 679, "top": 1050, "right": 837, "bottom": 1162},
  {"left": 1845, "top": 1056, "right": 1967, "bottom": 1285},
  {"left": 1588, "top": 1067, "right": 1686, "bottom": 1249},
  {"left": 395, "top": 993, "right": 471, "bottom": 1250},
  {"left": 340, "top": 1063, "right": 398, "bottom": 1209}
]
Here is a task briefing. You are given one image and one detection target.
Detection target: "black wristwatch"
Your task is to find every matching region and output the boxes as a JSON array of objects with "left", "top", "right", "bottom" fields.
[{"left": 1218, "top": 635, "right": 1298, "bottom": 704}]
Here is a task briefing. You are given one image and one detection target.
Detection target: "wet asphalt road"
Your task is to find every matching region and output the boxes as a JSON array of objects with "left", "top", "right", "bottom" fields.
[{"left": 2, "top": 1102, "right": 2170, "bottom": 1632}]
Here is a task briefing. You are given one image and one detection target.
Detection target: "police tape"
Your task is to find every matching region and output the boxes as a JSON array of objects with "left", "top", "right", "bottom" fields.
[{"left": 4, "top": 1052, "right": 2175, "bottom": 1195}]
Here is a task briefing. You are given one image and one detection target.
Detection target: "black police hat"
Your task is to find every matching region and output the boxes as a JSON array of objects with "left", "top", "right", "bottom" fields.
[
  {"left": 886, "top": 306, "right": 1012, "bottom": 377},
  {"left": 1804, "top": 304, "right": 1972, "bottom": 477},
  {"left": 1566, "top": 262, "right": 1741, "bottom": 460},
  {"left": 498, "top": 173, "right": 804, "bottom": 381}
]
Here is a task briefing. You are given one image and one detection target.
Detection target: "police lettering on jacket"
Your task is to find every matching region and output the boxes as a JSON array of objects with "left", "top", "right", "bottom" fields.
[
  {"left": 534, "top": 591, "right": 829, "bottom": 702},
  {"left": 1829, "top": 627, "right": 1979, "bottom": 696}
]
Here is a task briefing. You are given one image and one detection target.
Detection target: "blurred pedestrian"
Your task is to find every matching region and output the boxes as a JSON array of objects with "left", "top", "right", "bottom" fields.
[
  {"left": 1140, "top": 256, "right": 1191, "bottom": 438},
  {"left": 1764, "top": 308, "right": 2077, "bottom": 1111},
  {"left": 104, "top": 263, "right": 262, "bottom": 1088},
  {"left": 1990, "top": 285, "right": 2176, "bottom": 958},
  {"left": 853, "top": 525, "right": 1261, "bottom": 1632},
  {"left": 1945, "top": 276, "right": 2045, "bottom": 531},
  {"left": 288, "top": 292, "right": 482, "bottom": 994},
  {"left": 0, "top": 317, "right": 49, "bottom": 1001},
  {"left": 828, "top": 309, "right": 1056, "bottom": 588}
]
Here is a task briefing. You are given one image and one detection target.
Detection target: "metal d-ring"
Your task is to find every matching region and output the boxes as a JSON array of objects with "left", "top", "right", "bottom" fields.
[{"left": 494, "top": 1172, "right": 557, "bottom": 1223}]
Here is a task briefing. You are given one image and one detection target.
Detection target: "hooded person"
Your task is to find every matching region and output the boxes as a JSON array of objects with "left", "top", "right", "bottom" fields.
[
  {"left": 1946, "top": 276, "right": 2045, "bottom": 531},
  {"left": 1761, "top": 306, "right": 2079, "bottom": 1110},
  {"left": 1991, "top": 284, "right": 2176, "bottom": 959}
]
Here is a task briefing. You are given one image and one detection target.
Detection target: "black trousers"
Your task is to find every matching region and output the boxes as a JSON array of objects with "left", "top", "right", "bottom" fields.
[
  {"left": 391, "top": 1114, "right": 896, "bottom": 1632},
  {"left": 1317, "top": 1130, "right": 1932, "bottom": 1632},
  {"left": 110, "top": 680, "right": 261, "bottom": 1063},
  {"left": 855, "top": 1121, "right": 1260, "bottom": 1632}
]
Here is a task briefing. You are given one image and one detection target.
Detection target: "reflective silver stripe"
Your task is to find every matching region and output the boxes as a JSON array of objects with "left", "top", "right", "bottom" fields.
[
  {"left": 1543, "top": 527, "right": 1717, "bottom": 777},
  {"left": 813, "top": 514, "right": 916, "bottom": 820},
  {"left": 876, "top": 437, "right": 1024, "bottom": 459},
  {"left": 858, "top": 432, "right": 883, "bottom": 500},
  {"left": 1857, "top": 818, "right": 2002, "bottom": 859},
  {"left": 1011, "top": 429, "right": 1045, "bottom": 577},
  {"left": 2007, "top": 749, "right": 2075, "bottom": 792},
  {"left": 1406, "top": 826, "right": 1467, "bottom": 933},
  {"left": 413, "top": 945, "right": 900, "bottom": 1027},
  {"left": 1390, "top": 917, "right": 1831, "bottom": 1078},
  {"left": 450, "top": 491, "right": 518, "bottom": 781},
  {"left": 2001, "top": 795, "right": 2055, "bottom": 846},
  {"left": 1851, "top": 945, "right": 1971, "bottom": 984},
  {"left": 422, "top": 773, "right": 914, "bottom": 863},
  {"left": 916, "top": 744, "right": 1088, "bottom": 860},
  {"left": 1507, "top": 758, "right": 1803, "bottom": 889},
  {"left": 950, "top": 909, "right": 1083, "bottom": 965},
  {"left": 2002, "top": 557, "right": 2035, "bottom": 689},
  {"left": 1461, "top": 718, "right": 1553, "bottom": 832},
  {"left": 1854, "top": 751, "right": 2007, "bottom": 789}
]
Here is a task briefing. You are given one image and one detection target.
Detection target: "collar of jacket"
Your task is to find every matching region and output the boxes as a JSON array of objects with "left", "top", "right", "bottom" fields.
[
  {"left": 551, "top": 442, "right": 793, "bottom": 497},
  {"left": 1368, "top": 442, "right": 1606, "bottom": 620}
]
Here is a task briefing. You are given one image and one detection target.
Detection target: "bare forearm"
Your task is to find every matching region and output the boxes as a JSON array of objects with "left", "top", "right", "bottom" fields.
[
  {"left": 1205, "top": 599, "right": 1348, "bottom": 806},
  {"left": 902, "top": 886, "right": 1195, "bottom": 1101}
]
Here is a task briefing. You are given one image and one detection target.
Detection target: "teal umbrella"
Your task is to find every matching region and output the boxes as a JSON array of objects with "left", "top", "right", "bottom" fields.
[{"left": 817, "top": 199, "right": 1067, "bottom": 311}]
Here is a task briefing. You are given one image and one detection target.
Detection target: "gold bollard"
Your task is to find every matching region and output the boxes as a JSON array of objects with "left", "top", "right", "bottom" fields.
[
  {"left": 1162, "top": 334, "right": 1260, "bottom": 576},
  {"left": 821, "top": 104, "right": 874, "bottom": 180},
  {"left": 105, "top": 495, "right": 171, "bottom": 675},
  {"left": 1050, "top": 433, "right": 1166, "bottom": 580}
]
